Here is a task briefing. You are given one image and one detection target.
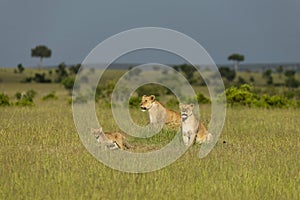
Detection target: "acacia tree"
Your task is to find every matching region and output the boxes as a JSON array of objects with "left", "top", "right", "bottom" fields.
[
  {"left": 228, "top": 53, "right": 245, "bottom": 74},
  {"left": 31, "top": 45, "right": 52, "bottom": 68}
]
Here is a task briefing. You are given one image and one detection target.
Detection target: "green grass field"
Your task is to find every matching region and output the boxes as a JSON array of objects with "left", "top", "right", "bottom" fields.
[{"left": 0, "top": 69, "right": 299, "bottom": 199}]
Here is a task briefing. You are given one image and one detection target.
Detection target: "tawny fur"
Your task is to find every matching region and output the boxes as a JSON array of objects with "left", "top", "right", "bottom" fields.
[
  {"left": 140, "top": 95, "right": 181, "bottom": 126},
  {"left": 91, "top": 127, "right": 131, "bottom": 150},
  {"left": 179, "top": 103, "right": 212, "bottom": 145}
]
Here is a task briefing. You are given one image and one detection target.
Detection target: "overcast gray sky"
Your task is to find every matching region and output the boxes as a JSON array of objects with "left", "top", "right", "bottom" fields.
[{"left": 0, "top": 0, "right": 299, "bottom": 67}]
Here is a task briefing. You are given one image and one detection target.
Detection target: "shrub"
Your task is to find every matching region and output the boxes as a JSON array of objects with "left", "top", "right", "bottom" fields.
[
  {"left": 62, "top": 77, "right": 75, "bottom": 90},
  {"left": 33, "top": 73, "right": 51, "bottom": 83},
  {"left": 285, "top": 77, "right": 299, "bottom": 88},
  {"left": 129, "top": 96, "right": 140, "bottom": 108},
  {"left": 223, "top": 84, "right": 297, "bottom": 108},
  {"left": 0, "top": 93, "right": 10, "bottom": 106},
  {"left": 42, "top": 91, "right": 58, "bottom": 100},
  {"left": 225, "top": 84, "right": 259, "bottom": 106},
  {"left": 21, "top": 77, "right": 33, "bottom": 83},
  {"left": 197, "top": 93, "right": 210, "bottom": 104},
  {"left": 15, "top": 90, "right": 36, "bottom": 106}
]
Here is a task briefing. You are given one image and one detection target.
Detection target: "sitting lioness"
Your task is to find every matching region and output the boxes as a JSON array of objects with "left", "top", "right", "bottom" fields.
[
  {"left": 91, "top": 127, "right": 130, "bottom": 150},
  {"left": 140, "top": 95, "right": 181, "bottom": 126},
  {"left": 179, "top": 103, "right": 212, "bottom": 146}
]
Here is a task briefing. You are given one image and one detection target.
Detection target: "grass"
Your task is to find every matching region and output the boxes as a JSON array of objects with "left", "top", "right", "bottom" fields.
[{"left": 0, "top": 69, "right": 299, "bottom": 199}]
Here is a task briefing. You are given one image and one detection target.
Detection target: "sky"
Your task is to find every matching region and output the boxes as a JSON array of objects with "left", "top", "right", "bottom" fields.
[{"left": 0, "top": 0, "right": 300, "bottom": 67}]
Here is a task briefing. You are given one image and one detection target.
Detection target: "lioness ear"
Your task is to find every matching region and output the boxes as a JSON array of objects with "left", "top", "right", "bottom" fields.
[
  {"left": 142, "top": 95, "right": 146, "bottom": 98},
  {"left": 150, "top": 95, "right": 155, "bottom": 101},
  {"left": 189, "top": 103, "right": 194, "bottom": 109}
]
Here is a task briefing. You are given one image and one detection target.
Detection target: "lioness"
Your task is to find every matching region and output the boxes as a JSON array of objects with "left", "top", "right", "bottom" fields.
[
  {"left": 179, "top": 103, "right": 212, "bottom": 146},
  {"left": 140, "top": 95, "right": 181, "bottom": 126},
  {"left": 91, "top": 127, "right": 130, "bottom": 150}
]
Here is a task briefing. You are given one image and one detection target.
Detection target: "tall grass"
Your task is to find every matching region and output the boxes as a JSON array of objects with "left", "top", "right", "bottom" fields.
[{"left": 1, "top": 88, "right": 299, "bottom": 199}]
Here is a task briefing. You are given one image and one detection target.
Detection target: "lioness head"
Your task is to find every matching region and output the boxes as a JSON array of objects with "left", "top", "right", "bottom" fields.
[
  {"left": 140, "top": 95, "right": 155, "bottom": 112},
  {"left": 179, "top": 103, "right": 194, "bottom": 120},
  {"left": 91, "top": 127, "right": 103, "bottom": 140}
]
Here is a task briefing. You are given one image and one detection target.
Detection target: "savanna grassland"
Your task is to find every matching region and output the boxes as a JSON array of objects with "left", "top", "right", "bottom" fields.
[{"left": 0, "top": 68, "right": 299, "bottom": 200}]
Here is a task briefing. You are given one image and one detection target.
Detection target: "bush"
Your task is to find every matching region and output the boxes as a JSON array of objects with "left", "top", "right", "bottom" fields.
[
  {"left": 0, "top": 93, "right": 10, "bottom": 106},
  {"left": 129, "top": 96, "right": 140, "bottom": 108},
  {"left": 223, "top": 84, "right": 297, "bottom": 108},
  {"left": 96, "top": 80, "right": 116, "bottom": 99},
  {"left": 33, "top": 73, "right": 51, "bottom": 83},
  {"left": 135, "top": 84, "right": 168, "bottom": 97},
  {"left": 62, "top": 77, "right": 75, "bottom": 90},
  {"left": 197, "top": 93, "right": 210, "bottom": 104},
  {"left": 21, "top": 77, "right": 33, "bottom": 83},
  {"left": 15, "top": 90, "right": 36, "bottom": 106},
  {"left": 42, "top": 91, "right": 58, "bottom": 100},
  {"left": 285, "top": 77, "right": 299, "bottom": 88},
  {"left": 225, "top": 84, "right": 259, "bottom": 106}
]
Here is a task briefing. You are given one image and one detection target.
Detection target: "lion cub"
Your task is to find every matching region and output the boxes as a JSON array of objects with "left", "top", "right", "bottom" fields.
[
  {"left": 179, "top": 103, "right": 212, "bottom": 146},
  {"left": 140, "top": 95, "right": 181, "bottom": 126},
  {"left": 91, "top": 127, "right": 130, "bottom": 150}
]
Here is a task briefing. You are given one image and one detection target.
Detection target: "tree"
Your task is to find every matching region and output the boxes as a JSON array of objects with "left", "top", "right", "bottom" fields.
[
  {"left": 17, "top": 63, "right": 24, "bottom": 73},
  {"left": 69, "top": 64, "right": 81, "bottom": 74},
  {"left": 173, "top": 64, "right": 196, "bottom": 83},
  {"left": 219, "top": 66, "right": 236, "bottom": 82},
  {"left": 227, "top": 53, "right": 245, "bottom": 74},
  {"left": 284, "top": 69, "right": 296, "bottom": 78},
  {"left": 31, "top": 45, "right": 52, "bottom": 68},
  {"left": 276, "top": 65, "right": 283, "bottom": 78},
  {"left": 262, "top": 69, "right": 273, "bottom": 85},
  {"left": 55, "top": 62, "right": 68, "bottom": 82}
]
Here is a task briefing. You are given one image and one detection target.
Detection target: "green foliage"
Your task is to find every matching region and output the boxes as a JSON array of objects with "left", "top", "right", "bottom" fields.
[
  {"left": 224, "top": 84, "right": 298, "bottom": 108},
  {"left": 42, "top": 91, "right": 58, "bottom": 100},
  {"left": 285, "top": 77, "right": 299, "bottom": 88},
  {"left": 33, "top": 73, "right": 51, "bottom": 83},
  {"left": 31, "top": 45, "right": 52, "bottom": 58},
  {"left": 135, "top": 84, "right": 168, "bottom": 97},
  {"left": 129, "top": 96, "right": 140, "bottom": 108},
  {"left": 55, "top": 62, "right": 69, "bottom": 82},
  {"left": 61, "top": 77, "right": 75, "bottom": 90},
  {"left": 225, "top": 84, "right": 259, "bottom": 106},
  {"left": 219, "top": 66, "right": 236, "bottom": 82},
  {"left": 15, "top": 90, "right": 36, "bottom": 106},
  {"left": 284, "top": 69, "right": 296, "bottom": 78},
  {"left": 69, "top": 64, "right": 81, "bottom": 74},
  {"left": 262, "top": 69, "right": 273, "bottom": 85},
  {"left": 17, "top": 63, "right": 24, "bottom": 73},
  {"left": 276, "top": 65, "right": 283, "bottom": 73},
  {"left": 197, "top": 93, "right": 211, "bottom": 104},
  {"left": 227, "top": 53, "right": 245, "bottom": 62},
  {"left": 15, "top": 92, "right": 22, "bottom": 100},
  {"left": 21, "top": 77, "right": 33, "bottom": 83},
  {"left": 173, "top": 64, "right": 196, "bottom": 83},
  {"left": 31, "top": 45, "right": 52, "bottom": 67},
  {"left": 235, "top": 76, "right": 247, "bottom": 86},
  {"left": 96, "top": 80, "right": 116, "bottom": 99},
  {"left": 0, "top": 93, "right": 10, "bottom": 106}
]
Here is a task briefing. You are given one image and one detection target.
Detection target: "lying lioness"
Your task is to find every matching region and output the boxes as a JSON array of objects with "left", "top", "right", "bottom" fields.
[
  {"left": 91, "top": 127, "right": 131, "bottom": 150},
  {"left": 140, "top": 95, "right": 181, "bottom": 126},
  {"left": 179, "top": 103, "right": 212, "bottom": 146}
]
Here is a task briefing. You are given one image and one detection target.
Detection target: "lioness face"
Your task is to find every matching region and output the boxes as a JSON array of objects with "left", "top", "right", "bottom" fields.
[
  {"left": 91, "top": 127, "right": 103, "bottom": 139},
  {"left": 140, "top": 95, "right": 155, "bottom": 112},
  {"left": 179, "top": 103, "right": 194, "bottom": 120}
]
